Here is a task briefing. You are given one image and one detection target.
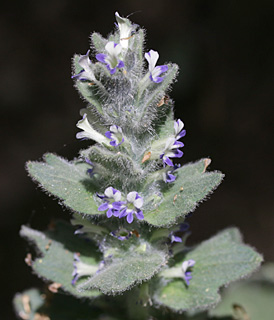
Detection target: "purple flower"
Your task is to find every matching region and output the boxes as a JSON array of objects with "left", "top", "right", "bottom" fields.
[
  {"left": 97, "top": 187, "right": 124, "bottom": 218},
  {"left": 170, "top": 233, "right": 182, "bottom": 243},
  {"left": 174, "top": 119, "right": 186, "bottom": 140},
  {"left": 76, "top": 114, "right": 109, "bottom": 145},
  {"left": 179, "top": 222, "right": 190, "bottom": 232},
  {"left": 182, "top": 259, "right": 196, "bottom": 286},
  {"left": 119, "top": 191, "right": 144, "bottom": 224},
  {"left": 71, "top": 50, "right": 95, "bottom": 82},
  {"left": 169, "top": 222, "right": 189, "bottom": 243},
  {"left": 105, "top": 125, "right": 124, "bottom": 147},
  {"left": 111, "top": 228, "right": 132, "bottom": 241},
  {"left": 115, "top": 12, "right": 135, "bottom": 50},
  {"left": 163, "top": 164, "right": 181, "bottom": 183},
  {"left": 160, "top": 137, "right": 184, "bottom": 167},
  {"left": 145, "top": 50, "right": 168, "bottom": 83},
  {"left": 85, "top": 158, "right": 94, "bottom": 177},
  {"left": 160, "top": 119, "right": 186, "bottom": 167},
  {"left": 71, "top": 253, "right": 98, "bottom": 285},
  {"left": 96, "top": 41, "right": 124, "bottom": 74}
]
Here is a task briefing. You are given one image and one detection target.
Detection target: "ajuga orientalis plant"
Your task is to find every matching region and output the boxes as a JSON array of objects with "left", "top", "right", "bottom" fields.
[{"left": 14, "top": 12, "right": 263, "bottom": 320}]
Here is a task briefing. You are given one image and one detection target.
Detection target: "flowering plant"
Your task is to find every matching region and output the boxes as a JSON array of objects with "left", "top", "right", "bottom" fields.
[{"left": 14, "top": 12, "right": 263, "bottom": 320}]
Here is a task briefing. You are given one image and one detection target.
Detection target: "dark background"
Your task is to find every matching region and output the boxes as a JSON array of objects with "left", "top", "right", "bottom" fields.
[{"left": 1, "top": 1, "right": 274, "bottom": 318}]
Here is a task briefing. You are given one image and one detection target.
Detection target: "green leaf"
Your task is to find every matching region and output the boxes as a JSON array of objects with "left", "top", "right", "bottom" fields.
[
  {"left": 144, "top": 158, "right": 224, "bottom": 227},
  {"left": 72, "top": 55, "right": 108, "bottom": 115},
  {"left": 143, "top": 63, "right": 178, "bottom": 110},
  {"left": 131, "top": 29, "right": 145, "bottom": 67},
  {"left": 20, "top": 221, "right": 101, "bottom": 298},
  {"left": 78, "top": 240, "right": 167, "bottom": 295},
  {"left": 209, "top": 263, "right": 274, "bottom": 320},
  {"left": 155, "top": 108, "right": 175, "bottom": 140},
  {"left": 82, "top": 145, "right": 143, "bottom": 190},
  {"left": 13, "top": 288, "right": 121, "bottom": 320},
  {"left": 13, "top": 288, "right": 45, "bottom": 320},
  {"left": 26, "top": 153, "right": 103, "bottom": 216},
  {"left": 153, "top": 228, "right": 263, "bottom": 312},
  {"left": 136, "top": 64, "right": 178, "bottom": 129},
  {"left": 91, "top": 32, "right": 107, "bottom": 52}
]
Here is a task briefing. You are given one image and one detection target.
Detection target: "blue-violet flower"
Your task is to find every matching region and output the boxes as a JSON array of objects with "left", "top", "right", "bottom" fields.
[
  {"left": 71, "top": 50, "right": 95, "bottom": 82},
  {"left": 163, "top": 164, "right": 181, "bottom": 183},
  {"left": 145, "top": 50, "right": 168, "bottom": 83},
  {"left": 160, "top": 137, "right": 184, "bottom": 167},
  {"left": 160, "top": 119, "right": 186, "bottom": 167},
  {"left": 169, "top": 232, "right": 182, "bottom": 243},
  {"left": 182, "top": 259, "right": 196, "bottom": 286},
  {"left": 96, "top": 41, "right": 124, "bottom": 74},
  {"left": 76, "top": 114, "right": 109, "bottom": 145},
  {"left": 169, "top": 222, "right": 189, "bottom": 243},
  {"left": 119, "top": 191, "right": 144, "bottom": 224},
  {"left": 97, "top": 187, "right": 124, "bottom": 218},
  {"left": 85, "top": 158, "right": 94, "bottom": 177},
  {"left": 105, "top": 125, "right": 124, "bottom": 147},
  {"left": 71, "top": 253, "right": 98, "bottom": 285},
  {"left": 111, "top": 228, "right": 132, "bottom": 241},
  {"left": 115, "top": 12, "right": 134, "bottom": 50},
  {"left": 174, "top": 119, "right": 186, "bottom": 140}
]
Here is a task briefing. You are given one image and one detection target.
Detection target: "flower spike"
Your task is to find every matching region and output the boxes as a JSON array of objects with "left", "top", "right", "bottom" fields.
[{"left": 145, "top": 49, "right": 168, "bottom": 83}]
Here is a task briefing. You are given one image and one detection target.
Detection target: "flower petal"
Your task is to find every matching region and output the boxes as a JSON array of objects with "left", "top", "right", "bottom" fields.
[
  {"left": 119, "top": 208, "right": 128, "bottom": 218},
  {"left": 105, "top": 187, "right": 115, "bottom": 198},
  {"left": 96, "top": 53, "right": 107, "bottom": 63},
  {"left": 145, "top": 50, "right": 159, "bottom": 72},
  {"left": 127, "top": 211, "right": 134, "bottom": 223},
  {"left": 98, "top": 203, "right": 109, "bottom": 211},
  {"left": 106, "top": 208, "right": 113, "bottom": 218},
  {"left": 135, "top": 210, "right": 144, "bottom": 220},
  {"left": 127, "top": 191, "right": 138, "bottom": 203},
  {"left": 134, "top": 197, "right": 143, "bottom": 209}
]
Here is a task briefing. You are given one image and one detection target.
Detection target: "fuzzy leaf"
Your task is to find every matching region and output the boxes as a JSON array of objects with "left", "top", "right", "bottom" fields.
[
  {"left": 13, "top": 288, "right": 120, "bottom": 320},
  {"left": 131, "top": 29, "right": 145, "bottom": 67},
  {"left": 73, "top": 55, "right": 108, "bottom": 115},
  {"left": 153, "top": 228, "right": 263, "bottom": 312},
  {"left": 13, "top": 288, "right": 45, "bottom": 320},
  {"left": 143, "top": 64, "right": 178, "bottom": 109},
  {"left": 156, "top": 108, "right": 175, "bottom": 140},
  {"left": 135, "top": 64, "right": 178, "bottom": 130},
  {"left": 78, "top": 240, "right": 167, "bottom": 295},
  {"left": 81, "top": 146, "right": 143, "bottom": 190},
  {"left": 91, "top": 32, "right": 107, "bottom": 52},
  {"left": 26, "top": 153, "right": 104, "bottom": 216},
  {"left": 144, "top": 159, "right": 224, "bottom": 227},
  {"left": 209, "top": 263, "right": 274, "bottom": 320},
  {"left": 20, "top": 221, "right": 101, "bottom": 298}
]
